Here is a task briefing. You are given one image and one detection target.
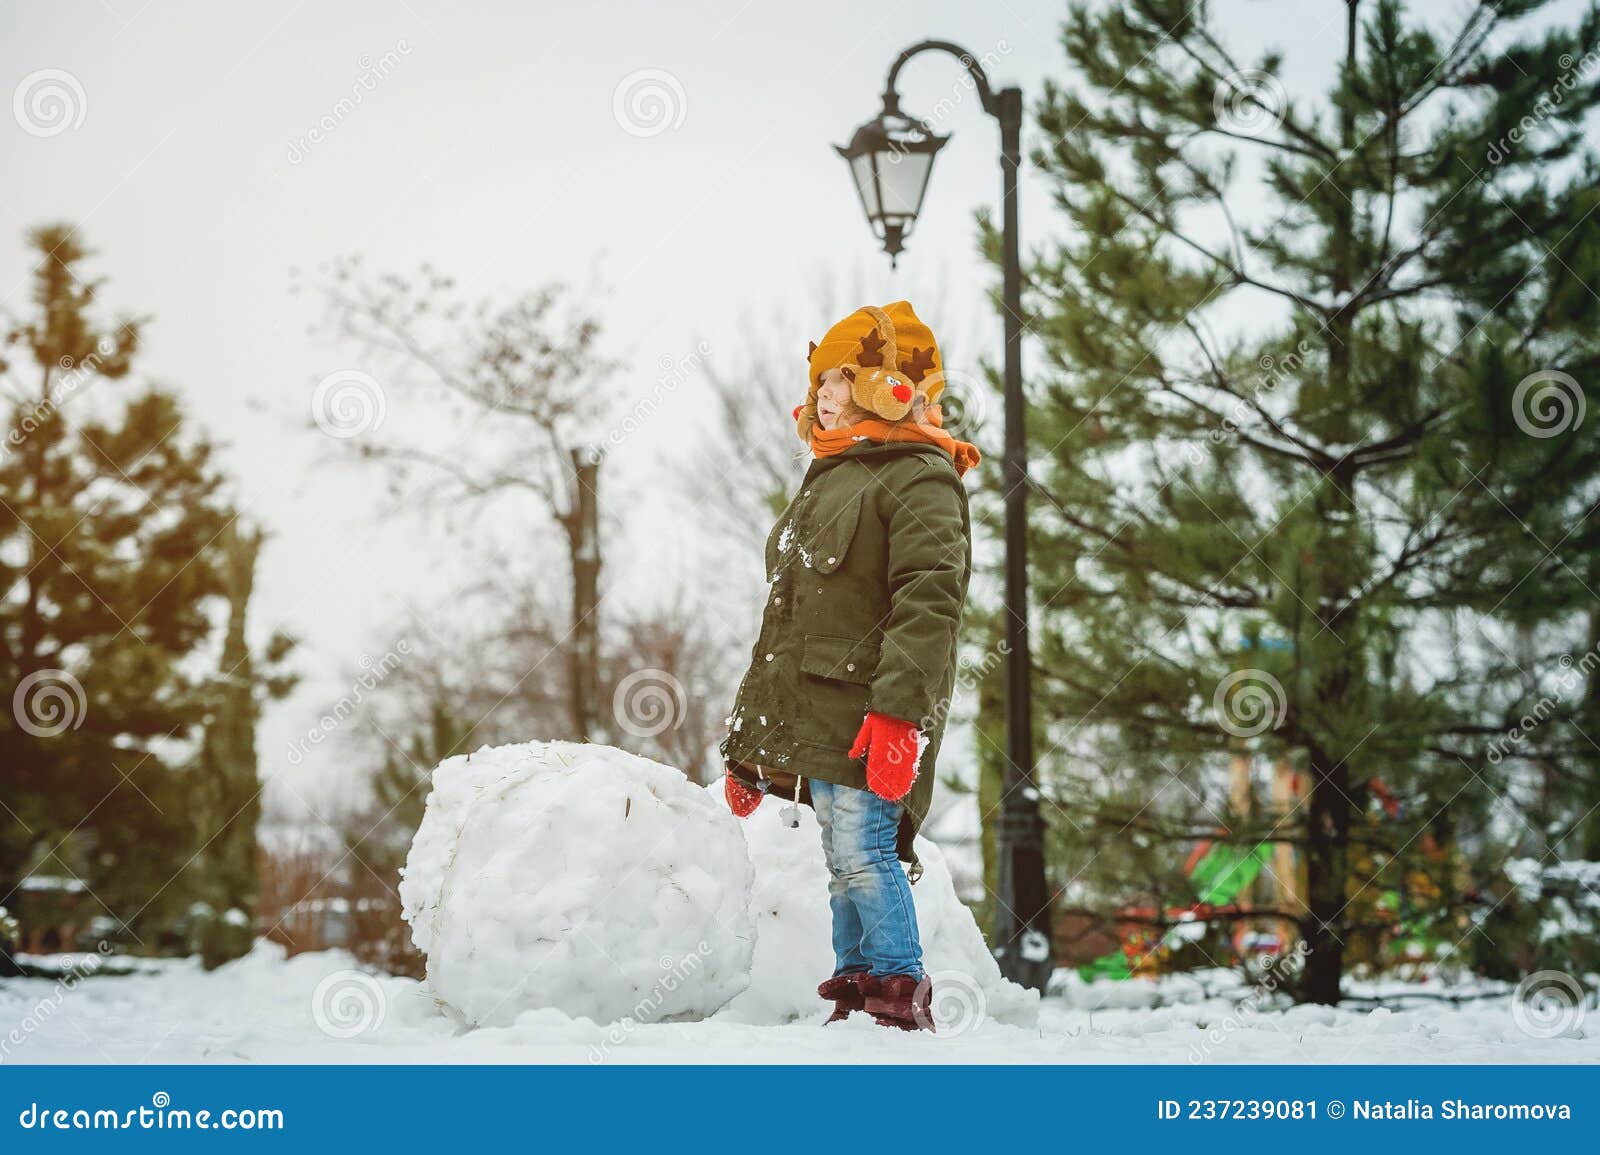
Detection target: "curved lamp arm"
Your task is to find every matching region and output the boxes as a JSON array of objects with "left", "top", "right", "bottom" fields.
[{"left": 881, "top": 39, "right": 1002, "bottom": 120}]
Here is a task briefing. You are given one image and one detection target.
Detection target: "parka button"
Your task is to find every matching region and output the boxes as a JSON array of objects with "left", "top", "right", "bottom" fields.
[
  {"left": 826, "top": 557, "right": 836, "bottom": 565},
  {"left": 846, "top": 662, "right": 856, "bottom": 672},
  {"left": 773, "top": 596, "right": 782, "bottom": 606},
  {"left": 764, "top": 653, "right": 774, "bottom": 662}
]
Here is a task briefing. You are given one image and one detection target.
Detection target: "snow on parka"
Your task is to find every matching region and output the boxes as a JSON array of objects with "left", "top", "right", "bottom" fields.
[{"left": 719, "top": 439, "right": 972, "bottom": 866}]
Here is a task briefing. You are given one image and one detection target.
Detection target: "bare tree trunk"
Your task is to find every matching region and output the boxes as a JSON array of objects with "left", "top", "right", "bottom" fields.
[{"left": 563, "top": 447, "right": 603, "bottom": 741}]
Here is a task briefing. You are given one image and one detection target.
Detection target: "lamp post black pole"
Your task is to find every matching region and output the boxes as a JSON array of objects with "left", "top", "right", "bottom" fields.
[{"left": 878, "top": 43, "right": 1051, "bottom": 990}]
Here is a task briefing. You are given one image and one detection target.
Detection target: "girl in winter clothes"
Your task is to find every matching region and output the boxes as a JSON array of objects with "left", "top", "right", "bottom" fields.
[{"left": 719, "top": 301, "right": 979, "bottom": 1031}]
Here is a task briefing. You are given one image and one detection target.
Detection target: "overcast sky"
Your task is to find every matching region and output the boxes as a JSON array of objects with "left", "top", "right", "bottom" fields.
[{"left": 1, "top": 0, "right": 1576, "bottom": 822}]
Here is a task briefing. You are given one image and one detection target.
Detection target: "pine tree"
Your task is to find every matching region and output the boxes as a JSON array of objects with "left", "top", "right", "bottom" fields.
[
  {"left": 1006, "top": 0, "right": 1600, "bottom": 1001},
  {"left": 0, "top": 225, "right": 240, "bottom": 959}
]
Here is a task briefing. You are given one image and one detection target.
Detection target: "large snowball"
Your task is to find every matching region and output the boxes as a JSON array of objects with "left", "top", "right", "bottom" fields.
[
  {"left": 714, "top": 777, "right": 1038, "bottom": 1031},
  {"left": 399, "top": 742, "right": 754, "bottom": 1027}
]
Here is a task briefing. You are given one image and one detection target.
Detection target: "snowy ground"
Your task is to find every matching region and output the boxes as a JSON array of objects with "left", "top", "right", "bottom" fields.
[
  {"left": 9, "top": 744, "right": 1593, "bottom": 1065},
  {"left": 3, "top": 945, "right": 1596, "bottom": 1064}
]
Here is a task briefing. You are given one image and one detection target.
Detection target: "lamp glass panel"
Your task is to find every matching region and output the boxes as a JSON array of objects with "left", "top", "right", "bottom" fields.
[
  {"left": 878, "top": 149, "right": 933, "bottom": 217},
  {"left": 849, "top": 152, "right": 882, "bottom": 219}
]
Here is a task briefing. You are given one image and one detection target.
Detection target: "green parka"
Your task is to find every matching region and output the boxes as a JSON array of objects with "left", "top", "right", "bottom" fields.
[{"left": 719, "top": 440, "right": 973, "bottom": 864}]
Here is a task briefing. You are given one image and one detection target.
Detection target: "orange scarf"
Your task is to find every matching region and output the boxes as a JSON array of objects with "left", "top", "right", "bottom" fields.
[{"left": 809, "top": 405, "right": 981, "bottom": 477}]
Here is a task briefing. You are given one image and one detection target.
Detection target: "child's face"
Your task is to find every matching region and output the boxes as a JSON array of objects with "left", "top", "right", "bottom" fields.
[{"left": 816, "top": 369, "right": 853, "bottom": 430}]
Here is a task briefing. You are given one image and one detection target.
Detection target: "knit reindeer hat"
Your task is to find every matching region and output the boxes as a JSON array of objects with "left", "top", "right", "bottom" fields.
[{"left": 795, "top": 301, "right": 943, "bottom": 444}]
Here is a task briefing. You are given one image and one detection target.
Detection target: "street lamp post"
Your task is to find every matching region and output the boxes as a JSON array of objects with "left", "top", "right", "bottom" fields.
[{"left": 837, "top": 41, "right": 1052, "bottom": 990}]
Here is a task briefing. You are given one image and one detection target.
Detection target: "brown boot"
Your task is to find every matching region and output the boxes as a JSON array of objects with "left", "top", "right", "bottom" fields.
[
  {"left": 862, "top": 974, "right": 935, "bottom": 1032},
  {"left": 817, "top": 972, "right": 870, "bottom": 1024}
]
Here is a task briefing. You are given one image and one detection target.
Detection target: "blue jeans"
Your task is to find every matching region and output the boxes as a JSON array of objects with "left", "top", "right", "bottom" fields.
[{"left": 809, "top": 778, "right": 924, "bottom": 979}]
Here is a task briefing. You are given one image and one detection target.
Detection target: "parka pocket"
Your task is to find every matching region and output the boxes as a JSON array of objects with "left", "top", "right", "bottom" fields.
[
  {"left": 807, "top": 491, "right": 863, "bottom": 576},
  {"left": 800, "top": 633, "right": 881, "bottom": 685}
]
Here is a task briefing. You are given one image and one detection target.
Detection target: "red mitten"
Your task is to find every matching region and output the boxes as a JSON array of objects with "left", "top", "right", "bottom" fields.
[
  {"left": 725, "top": 773, "right": 763, "bottom": 818},
  {"left": 847, "top": 712, "right": 922, "bottom": 802}
]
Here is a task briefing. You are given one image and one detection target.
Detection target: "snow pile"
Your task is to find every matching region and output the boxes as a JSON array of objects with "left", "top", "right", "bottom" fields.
[
  {"left": 715, "top": 777, "right": 1037, "bottom": 1030},
  {"left": 400, "top": 742, "right": 755, "bottom": 1027}
]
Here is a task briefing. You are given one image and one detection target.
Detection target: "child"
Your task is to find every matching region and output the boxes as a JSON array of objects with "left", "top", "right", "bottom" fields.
[{"left": 719, "top": 301, "right": 978, "bottom": 1031}]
